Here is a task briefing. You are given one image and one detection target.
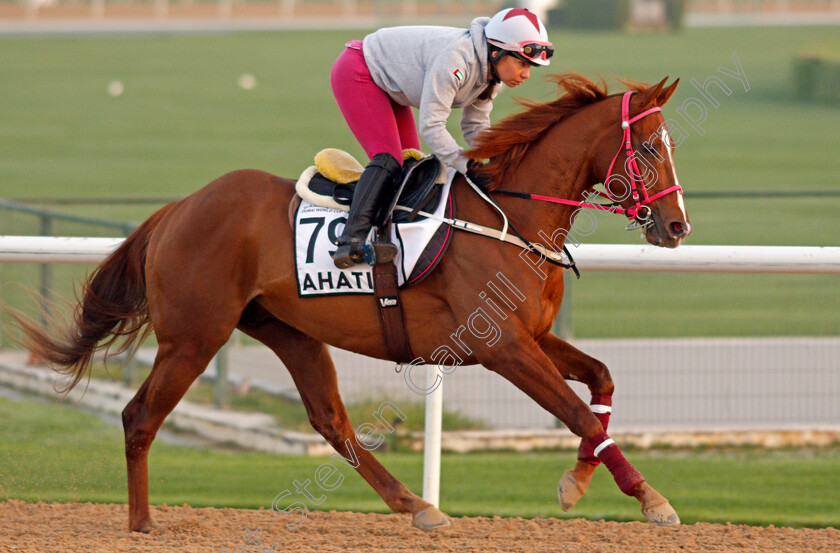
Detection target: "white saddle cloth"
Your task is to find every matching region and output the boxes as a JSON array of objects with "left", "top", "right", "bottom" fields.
[{"left": 294, "top": 169, "right": 456, "bottom": 297}]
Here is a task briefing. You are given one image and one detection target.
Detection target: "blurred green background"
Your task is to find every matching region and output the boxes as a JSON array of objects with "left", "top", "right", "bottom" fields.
[
  {"left": 1, "top": 21, "right": 839, "bottom": 531},
  {"left": 0, "top": 25, "right": 838, "bottom": 339}
]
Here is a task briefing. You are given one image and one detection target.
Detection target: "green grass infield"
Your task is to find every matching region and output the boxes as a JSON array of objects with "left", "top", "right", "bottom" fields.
[
  {"left": 0, "top": 25, "right": 838, "bottom": 339},
  {"left": 2, "top": 395, "right": 838, "bottom": 528}
]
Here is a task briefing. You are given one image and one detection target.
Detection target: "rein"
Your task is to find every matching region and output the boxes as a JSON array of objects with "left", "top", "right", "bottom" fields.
[
  {"left": 493, "top": 90, "right": 683, "bottom": 228},
  {"left": 396, "top": 91, "right": 683, "bottom": 278}
]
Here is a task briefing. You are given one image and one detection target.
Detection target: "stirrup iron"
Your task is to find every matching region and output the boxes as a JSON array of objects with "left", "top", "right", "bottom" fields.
[{"left": 363, "top": 226, "right": 397, "bottom": 266}]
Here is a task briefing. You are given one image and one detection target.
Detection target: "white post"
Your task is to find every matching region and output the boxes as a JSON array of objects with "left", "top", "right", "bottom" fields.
[
  {"left": 279, "top": 0, "right": 295, "bottom": 17},
  {"left": 422, "top": 365, "right": 443, "bottom": 507},
  {"left": 25, "top": 0, "right": 37, "bottom": 20},
  {"left": 214, "top": 341, "right": 229, "bottom": 407},
  {"left": 154, "top": 0, "right": 169, "bottom": 19},
  {"left": 91, "top": 0, "right": 105, "bottom": 20},
  {"left": 219, "top": 0, "right": 233, "bottom": 19}
]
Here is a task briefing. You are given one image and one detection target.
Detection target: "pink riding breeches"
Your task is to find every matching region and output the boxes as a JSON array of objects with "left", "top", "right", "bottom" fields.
[{"left": 330, "top": 40, "right": 421, "bottom": 165}]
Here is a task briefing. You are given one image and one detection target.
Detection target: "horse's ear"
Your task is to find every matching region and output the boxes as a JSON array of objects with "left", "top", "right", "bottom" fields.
[
  {"left": 657, "top": 78, "right": 680, "bottom": 106},
  {"left": 640, "top": 77, "right": 668, "bottom": 107}
]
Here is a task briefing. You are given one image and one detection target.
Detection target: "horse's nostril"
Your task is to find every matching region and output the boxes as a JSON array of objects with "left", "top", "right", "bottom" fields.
[{"left": 669, "top": 221, "right": 687, "bottom": 237}]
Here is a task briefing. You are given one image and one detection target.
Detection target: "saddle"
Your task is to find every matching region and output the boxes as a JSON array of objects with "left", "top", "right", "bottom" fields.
[
  {"left": 295, "top": 149, "right": 445, "bottom": 225},
  {"left": 292, "top": 149, "right": 452, "bottom": 364}
]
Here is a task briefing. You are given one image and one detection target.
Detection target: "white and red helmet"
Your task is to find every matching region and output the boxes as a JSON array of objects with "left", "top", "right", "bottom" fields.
[{"left": 485, "top": 7, "right": 553, "bottom": 66}]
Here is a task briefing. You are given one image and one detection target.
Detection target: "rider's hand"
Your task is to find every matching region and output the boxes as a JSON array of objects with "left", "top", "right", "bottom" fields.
[{"left": 464, "top": 159, "right": 493, "bottom": 191}]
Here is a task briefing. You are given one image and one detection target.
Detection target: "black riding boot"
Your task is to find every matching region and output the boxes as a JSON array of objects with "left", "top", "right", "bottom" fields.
[{"left": 332, "top": 152, "right": 402, "bottom": 269}]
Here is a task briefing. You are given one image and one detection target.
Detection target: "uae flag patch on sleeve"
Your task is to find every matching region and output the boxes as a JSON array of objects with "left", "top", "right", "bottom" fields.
[{"left": 453, "top": 69, "right": 464, "bottom": 82}]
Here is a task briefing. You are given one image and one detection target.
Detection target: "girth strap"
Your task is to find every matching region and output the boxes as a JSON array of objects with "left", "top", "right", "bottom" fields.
[{"left": 372, "top": 225, "right": 415, "bottom": 363}]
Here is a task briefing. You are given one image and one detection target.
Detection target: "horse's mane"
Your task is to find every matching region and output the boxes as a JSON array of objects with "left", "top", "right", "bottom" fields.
[{"left": 467, "top": 73, "right": 649, "bottom": 189}]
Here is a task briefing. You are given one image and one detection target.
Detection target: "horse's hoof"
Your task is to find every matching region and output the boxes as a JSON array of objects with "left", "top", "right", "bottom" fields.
[
  {"left": 635, "top": 481, "right": 680, "bottom": 525},
  {"left": 412, "top": 506, "right": 450, "bottom": 530},
  {"left": 642, "top": 500, "right": 681, "bottom": 525},
  {"left": 129, "top": 518, "right": 156, "bottom": 533},
  {"left": 557, "top": 470, "right": 588, "bottom": 512}
]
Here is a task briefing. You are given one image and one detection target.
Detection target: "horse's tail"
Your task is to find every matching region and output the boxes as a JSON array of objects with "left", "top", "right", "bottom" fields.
[{"left": 13, "top": 203, "right": 176, "bottom": 393}]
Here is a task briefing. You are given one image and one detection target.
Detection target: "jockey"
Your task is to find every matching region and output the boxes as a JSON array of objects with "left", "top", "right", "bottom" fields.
[{"left": 330, "top": 7, "right": 553, "bottom": 268}]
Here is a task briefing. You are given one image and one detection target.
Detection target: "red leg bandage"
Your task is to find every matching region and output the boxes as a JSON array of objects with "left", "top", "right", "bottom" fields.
[
  {"left": 577, "top": 394, "right": 612, "bottom": 465},
  {"left": 584, "top": 431, "right": 644, "bottom": 496}
]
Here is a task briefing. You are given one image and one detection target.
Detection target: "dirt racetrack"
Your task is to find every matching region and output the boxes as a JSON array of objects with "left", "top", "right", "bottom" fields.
[{"left": 2, "top": 501, "right": 838, "bottom": 553}]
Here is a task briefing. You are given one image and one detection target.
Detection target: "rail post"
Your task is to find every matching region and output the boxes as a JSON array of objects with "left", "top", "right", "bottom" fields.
[
  {"left": 422, "top": 364, "right": 443, "bottom": 507},
  {"left": 38, "top": 214, "right": 53, "bottom": 322},
  {"left": 214, "top": 341, "right": 230, "bottom": 407},
  {"left": 554, "top": 272, "right": 574, "bottom": 341}
]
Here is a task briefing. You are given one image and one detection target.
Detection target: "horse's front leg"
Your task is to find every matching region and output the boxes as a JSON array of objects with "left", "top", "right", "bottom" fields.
[
  {"left": 482, "top": 330, "right": 679, "bottom": 525},
  {"left": 537, "top": 333, "right": 614, "bottom": 512}
]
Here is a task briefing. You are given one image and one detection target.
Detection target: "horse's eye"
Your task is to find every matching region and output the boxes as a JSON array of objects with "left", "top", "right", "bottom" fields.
[{"left": 642, "top": 144, "right": 657, "bottom": 156}]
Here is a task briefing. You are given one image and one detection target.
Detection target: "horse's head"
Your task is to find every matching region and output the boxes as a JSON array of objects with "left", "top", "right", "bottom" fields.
[{"left": 592, "top": 78, "right": 691, "bottom": 248}]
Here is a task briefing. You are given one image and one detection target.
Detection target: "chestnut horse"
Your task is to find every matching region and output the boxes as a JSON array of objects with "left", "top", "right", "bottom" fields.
[{"left": 18, "top": 74, "right": 690, "bottom": 532}]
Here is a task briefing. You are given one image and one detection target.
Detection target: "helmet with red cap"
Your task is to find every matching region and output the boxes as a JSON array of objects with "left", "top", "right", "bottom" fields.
[{"left": 485, "top": 7, "right": 554, "bottom": 67}]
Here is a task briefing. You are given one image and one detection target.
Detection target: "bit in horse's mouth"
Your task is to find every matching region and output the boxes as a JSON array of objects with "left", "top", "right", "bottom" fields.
[{"left": 645, "top": 223, "right": 671, "bottom": 248}]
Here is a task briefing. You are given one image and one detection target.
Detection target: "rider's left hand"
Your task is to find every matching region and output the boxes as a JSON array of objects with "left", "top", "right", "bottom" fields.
[{"left": 464, "top": 160, "right": 493, "bottom": 191}]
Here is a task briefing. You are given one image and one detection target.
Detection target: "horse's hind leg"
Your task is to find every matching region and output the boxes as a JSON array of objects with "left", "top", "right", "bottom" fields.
[
  {"left": 237, "top": 315, "right": 449, "bottom": 530},
  {"left": 123, "top": 334, "right": 230, "bottom": 532}
]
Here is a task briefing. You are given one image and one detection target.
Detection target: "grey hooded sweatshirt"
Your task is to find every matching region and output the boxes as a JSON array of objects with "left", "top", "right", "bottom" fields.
[{"left": 362, "top": 17, "right": 500, "bottom": 174}]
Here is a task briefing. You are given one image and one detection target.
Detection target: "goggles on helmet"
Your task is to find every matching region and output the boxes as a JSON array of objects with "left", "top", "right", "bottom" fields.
[{"left": 488, "top": 39, "right": 554, "bottom": 63}]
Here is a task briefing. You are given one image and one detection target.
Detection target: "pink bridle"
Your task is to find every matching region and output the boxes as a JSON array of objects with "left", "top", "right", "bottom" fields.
[{"left": 494, "top": 90, "right": 683, "bottom": 225}]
